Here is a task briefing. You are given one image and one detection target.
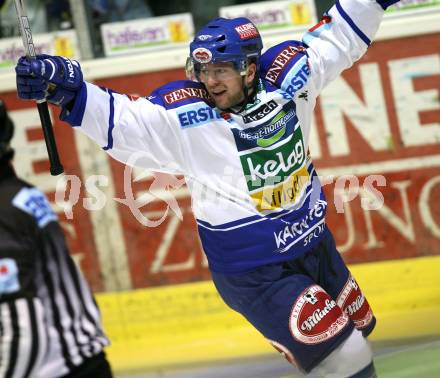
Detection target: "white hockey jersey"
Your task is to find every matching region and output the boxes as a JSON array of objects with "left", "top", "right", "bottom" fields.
[{"left": 62, "top": 0, "right": 386, "bottom": 273}]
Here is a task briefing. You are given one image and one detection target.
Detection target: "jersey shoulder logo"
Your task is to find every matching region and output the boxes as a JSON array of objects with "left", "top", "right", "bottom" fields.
[
  {"left": 0, "top": 258, "right": 20, "bottom": 294},
  {"left": 164, "top": 86, "right": 211, "bottom": 105},
  {"left": 262, "top": 42, "right": 307, "bottom": 85},
  {"left": 12, "top": 187, "right": 57, "bottom": 228},
  {"left": 265, "top": 45, "right": 306, "bottom": 84},
  {"left": 149, "top": 80, "right": 213, "bottom": 109}
]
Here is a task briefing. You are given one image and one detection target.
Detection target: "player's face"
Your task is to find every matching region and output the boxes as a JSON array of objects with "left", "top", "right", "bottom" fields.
[{"left": 199, "top": 62, "right": 246, "bottom": 110}]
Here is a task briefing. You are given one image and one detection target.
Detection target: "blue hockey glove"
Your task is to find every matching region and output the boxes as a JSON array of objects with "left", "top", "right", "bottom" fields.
[
  {"left": 16, "top": 55, "right": 83, "bottom": 107},
  {"left": 376, "top": 0, "right": 400, "bottom": 10}
]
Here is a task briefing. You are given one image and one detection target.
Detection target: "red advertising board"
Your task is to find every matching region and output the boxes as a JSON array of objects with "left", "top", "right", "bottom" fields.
[{"left": 1, "top": 31, "right": 439, "bottom": 292}]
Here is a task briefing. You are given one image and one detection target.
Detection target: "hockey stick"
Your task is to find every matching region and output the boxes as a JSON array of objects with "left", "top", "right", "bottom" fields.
[{"left": 14, "top": 0, "right": 64, "bottom": 176}]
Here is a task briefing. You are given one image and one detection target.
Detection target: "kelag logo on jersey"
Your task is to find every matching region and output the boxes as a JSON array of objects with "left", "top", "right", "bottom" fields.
[
  {"left": 231, "top": 102, "right": 310, "bottom": 212},
  {"left": 177, "top": 103, "right": 224, "bottom": 128}
]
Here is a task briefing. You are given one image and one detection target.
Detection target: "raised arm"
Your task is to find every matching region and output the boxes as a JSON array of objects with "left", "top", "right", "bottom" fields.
[
  {"left": 15, "top": 56, "right": 186, "bottom": 174},
  {"left": 62, "top": 82, "right": 186, "bottom": 174},
  {"left": 260, "top": 0, "right": 399, "bottom": 96},
  {"left": 304, "top": 0, "right": 397, "bottom": 92}
]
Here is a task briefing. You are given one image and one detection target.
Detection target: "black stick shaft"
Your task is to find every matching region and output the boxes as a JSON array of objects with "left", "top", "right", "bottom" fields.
[
  {"left": 14, "top": 0, "right": 64, "bottom": 175},
  {"left": 36, "top": 102, "right": 64, "bottom": 175}
]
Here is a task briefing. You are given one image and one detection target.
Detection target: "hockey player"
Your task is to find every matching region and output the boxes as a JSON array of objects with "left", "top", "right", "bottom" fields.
[
  {"left": 0, "top": 100, "right": 112, "bottom": 377},
  {"left": 15, "top": 0, "right": 401, "bottom": 376}
]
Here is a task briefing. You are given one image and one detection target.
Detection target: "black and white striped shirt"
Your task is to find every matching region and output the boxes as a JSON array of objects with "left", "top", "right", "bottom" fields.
[{"left": 0, "top": 166, "right": 109, "bottom": 378}]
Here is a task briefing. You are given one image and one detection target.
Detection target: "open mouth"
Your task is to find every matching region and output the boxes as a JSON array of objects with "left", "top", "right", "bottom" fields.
[{"left": 212, "top": 90, "right": 227, "bottom": 98}]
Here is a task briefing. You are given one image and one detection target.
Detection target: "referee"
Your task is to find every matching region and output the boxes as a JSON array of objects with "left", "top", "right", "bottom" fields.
[{"left": 0, "top": 99, "right": 112, "bottom": 377}]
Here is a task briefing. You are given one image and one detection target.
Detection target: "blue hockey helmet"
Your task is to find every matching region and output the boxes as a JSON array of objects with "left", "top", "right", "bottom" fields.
[{"left": 187, "top": 17, "right": 263, "bottom": 81}]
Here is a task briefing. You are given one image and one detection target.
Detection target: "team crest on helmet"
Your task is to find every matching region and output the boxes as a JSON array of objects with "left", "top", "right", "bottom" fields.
[
  {"left": 290, "top": 285, "right": 349, "bottom": 345},
  {"left": 235, "top": 22, "right": 259, "bottom": 40},
  {"left": 193, "top": 47, "right": 212, "bottom": 63},
  {"left": 197, "top": 35, "right": 211, "bottom": 41}
]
